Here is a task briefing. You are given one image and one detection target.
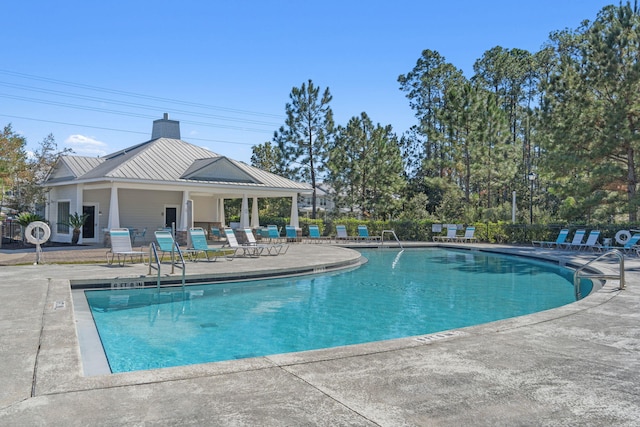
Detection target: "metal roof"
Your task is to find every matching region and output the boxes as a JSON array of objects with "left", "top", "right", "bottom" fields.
[
  {"left": 46, "top": 137, "right": 311, "bottom": 192},
  {"left": 63, "top": 156, "right": 104, "bottom": 177}
]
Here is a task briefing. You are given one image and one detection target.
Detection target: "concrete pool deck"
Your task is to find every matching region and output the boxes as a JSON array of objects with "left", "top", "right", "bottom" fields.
[{"left": 0, "top": 242, "right": 639, "bottom": 425}]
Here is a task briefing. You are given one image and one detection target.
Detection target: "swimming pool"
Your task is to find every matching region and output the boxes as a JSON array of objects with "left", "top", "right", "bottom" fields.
[{"left": 83, "top": 248, "right": 586, "bottom": 373}]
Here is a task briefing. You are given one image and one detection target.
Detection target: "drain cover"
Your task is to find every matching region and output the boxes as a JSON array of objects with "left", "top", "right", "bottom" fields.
[
  {"left": 415, "top": 330, "right": 465, "bottom": 343},
  {"left": 200, "top": 322, "right": 218, "bottom": 328}
]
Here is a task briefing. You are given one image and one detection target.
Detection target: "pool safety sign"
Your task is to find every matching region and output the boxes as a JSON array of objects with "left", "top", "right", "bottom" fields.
[{"left": 110, "top": 280, "right": 145, "bottom": 289}]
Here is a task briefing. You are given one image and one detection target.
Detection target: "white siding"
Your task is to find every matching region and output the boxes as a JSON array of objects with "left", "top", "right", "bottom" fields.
[
  {"left": 118, "top": 189, "right": 182, "bottom": 231},
  {"left": 192, "top": 195, "right": 217, "bottom": 222}
]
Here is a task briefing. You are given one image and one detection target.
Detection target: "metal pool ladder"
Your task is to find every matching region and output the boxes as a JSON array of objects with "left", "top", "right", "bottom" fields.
[
  {"left": 381, "top": 229, "right": 403, "bottom": 249},
  {"left": 573, "top": 249, "right": 625, "bottom": 300},
  {"left": 148, "top": 242, "right": 161, "bottom": 289},
  {"left": 148, "top": 241, "right": 187, "bottom": 292}
]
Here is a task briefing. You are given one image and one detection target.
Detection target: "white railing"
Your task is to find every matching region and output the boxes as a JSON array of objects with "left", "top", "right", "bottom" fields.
[
  {"left": 381, "top": 229, "right": 403, "bottom": 249},
  {"left": 573, "top": 249, "right": 625, "bottom": 299}
]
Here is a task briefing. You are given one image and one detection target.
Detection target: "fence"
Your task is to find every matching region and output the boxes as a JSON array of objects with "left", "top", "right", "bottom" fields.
[{"left": 0, "top": 220, "right": 23, "bottom": 247}]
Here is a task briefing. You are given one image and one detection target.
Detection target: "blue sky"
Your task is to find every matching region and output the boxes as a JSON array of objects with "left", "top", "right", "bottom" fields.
[{"left": 1, "top": 1, "right": 612, "bottom": 163}]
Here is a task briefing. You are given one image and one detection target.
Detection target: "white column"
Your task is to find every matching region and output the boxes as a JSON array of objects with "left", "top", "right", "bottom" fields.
[
  {"left": 180, "top": 190, "right": 190, "bottom": 230},
  {"left": 290, "top": 194, "right": 299, "bottom": 228},
  {"left": 250, "top": 196, "right": 259, "bottom": 228},
  {"left": 107, "top": 185, "right": 120, "bottom": 229},
  {"left": 212, "top": 196, "right": 219, "bottom": 222},
  {"left": 76, "top": 184, "right": 84, "bottom": 244},
  {"left": 219, "top": 198, "right": 226, "bottom": 227},
  {"left": 240, "top": 194, "right": 250, "bottom": 228}
]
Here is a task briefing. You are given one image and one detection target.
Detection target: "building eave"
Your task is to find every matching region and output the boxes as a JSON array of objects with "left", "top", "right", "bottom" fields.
[{"left": 46, "top": 176, "right": 312, "bottom": 195}]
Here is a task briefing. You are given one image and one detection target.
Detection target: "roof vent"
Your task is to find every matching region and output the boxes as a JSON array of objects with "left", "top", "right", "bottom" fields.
[{"left": 151, "top": 113, "right": 181, "bottom": 139}]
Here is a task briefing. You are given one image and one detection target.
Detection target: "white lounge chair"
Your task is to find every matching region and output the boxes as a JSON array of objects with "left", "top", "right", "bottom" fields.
[
  {"left": 188, "top": 227, "right": 232, "bottom": 261},
  {"left": 335, "top": 225, "right": 350, "bottom": 241},
  {"left": 223, "top": 228, "right": 262, "bottom": 257},
  {"left": 433, "top": 225, "right": 457, "bottom": 242},
  {"left": 532, "top": 229, "right": 569, "bottom": 248},
  {"left": 242, "top": 228, "right": 288, "bottom": 255},
  {"left": 457, "top": 226, "right": 477, "bottom": 243},
  {"left": 559, "top": 229, "right": 586, "bottom": 250},
  {"left": 107, "top": 228, "right": 146, "bottom": 266},
  {"left": 575, "top": 230, "right": 602, "bottom": 252}
]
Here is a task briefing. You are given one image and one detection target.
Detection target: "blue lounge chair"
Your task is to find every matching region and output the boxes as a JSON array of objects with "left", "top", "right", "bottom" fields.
[
  {"left": 611, "top": 233, "right": 640, "bottom": 255},
  {"left": 532, "top": 229, "right": 569, "bottom": 248},
  {"left": 267, "top": 225, "right": 286, "bottom": 243},
  {"left": 210, "top": 226, "right": 221, "bottom": 240},
  {"left": 307, "top": 224, "right": 331, "bottom": 243},
  {"left": 285, "top": 225, "right": 300, "bottom": 242},
  {"left": 188, "top": 227, "right": 232, "bottom": 261},
  {"left": 357, "top": 225, "right": 380, "bottom": 242},
  {"left": 154, "top": 230, "right": 196, "bottom": 262},
  {"left": 132, "top": 227, "right": 147, "bottom": 245}
]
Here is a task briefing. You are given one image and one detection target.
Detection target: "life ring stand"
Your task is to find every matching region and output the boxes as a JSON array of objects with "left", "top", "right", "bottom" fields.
[
  {"left": 25, "top": 221, "right": 51, "bottom": 245},
  {"left": 615, "top": 230, "right": 631, "bottom": 246}
]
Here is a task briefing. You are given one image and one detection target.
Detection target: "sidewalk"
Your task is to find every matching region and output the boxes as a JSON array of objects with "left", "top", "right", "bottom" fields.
[{"left": 0, "top": 245, "right": 109, "bottom": 266}]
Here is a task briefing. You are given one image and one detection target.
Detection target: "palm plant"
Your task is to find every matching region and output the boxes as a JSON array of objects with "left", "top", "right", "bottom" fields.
[{"left": 59, "top": 212, "right": 90, "bottom": 245}]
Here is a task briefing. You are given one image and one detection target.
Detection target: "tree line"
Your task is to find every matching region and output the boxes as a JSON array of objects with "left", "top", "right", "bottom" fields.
[{"left": 253, "top": 2, "right": 640, "bottom": 225}]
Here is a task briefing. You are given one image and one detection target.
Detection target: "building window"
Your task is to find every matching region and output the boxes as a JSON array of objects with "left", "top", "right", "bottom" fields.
[{"left": 57, "top": 201, "right": 70, "bottom": 234}]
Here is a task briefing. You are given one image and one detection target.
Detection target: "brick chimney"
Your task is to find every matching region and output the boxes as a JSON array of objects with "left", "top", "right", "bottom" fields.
[{"left": 151, "top": 113, "right": 181, "bottom": 139}]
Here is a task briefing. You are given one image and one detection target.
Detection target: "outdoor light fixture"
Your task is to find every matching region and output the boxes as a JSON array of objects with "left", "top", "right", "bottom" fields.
[{"left": 528, "top": 172, "right": 536, "bottom": 224}]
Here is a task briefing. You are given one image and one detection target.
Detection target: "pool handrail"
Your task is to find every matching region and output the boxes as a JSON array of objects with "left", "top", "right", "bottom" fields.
[
  {"left": 148, "top": 240, "right": 186, "bottom": 292},
  {"left": 381, "top": 229, "right": 403, "bottom": 249},
  {"left": 573, "top": 249, "right": 625, "bottom": 299},
  {"left": 148, "top": 242, "right": 161, "bottom": 289}
]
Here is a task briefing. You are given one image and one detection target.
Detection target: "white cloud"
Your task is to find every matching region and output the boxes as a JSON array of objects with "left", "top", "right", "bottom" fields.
[{"left": 64, "top": 134, "right": 108, "bottom": 157}]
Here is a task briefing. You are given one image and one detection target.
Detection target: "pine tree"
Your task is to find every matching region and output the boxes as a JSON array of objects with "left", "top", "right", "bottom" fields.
[{"left": 273, "top": 80, "right": 334, "bottom": 219}]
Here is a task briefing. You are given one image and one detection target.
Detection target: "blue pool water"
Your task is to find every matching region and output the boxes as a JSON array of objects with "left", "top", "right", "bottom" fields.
[{"left": 85, "top": 248, "right": 585, "bottom": 373}]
